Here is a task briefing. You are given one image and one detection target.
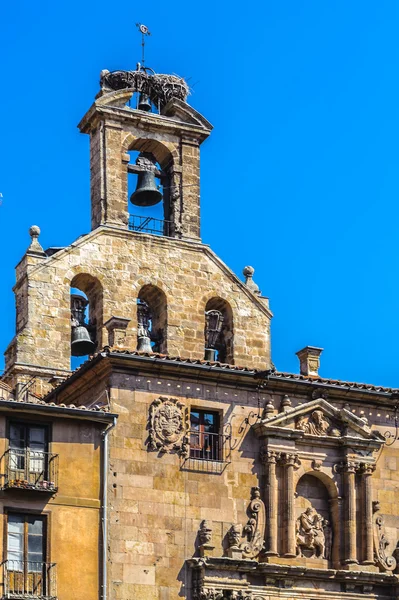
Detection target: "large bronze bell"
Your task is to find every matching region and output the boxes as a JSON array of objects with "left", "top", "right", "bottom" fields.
[
  {"left": 71, "top": 325, "right": 96, "bottom": 357},
  {"left": 130, "top": 169, "right": 162, "bottom": 207},
  {"left": 138, "top": 93, "right": 152, "bottom": 112}
]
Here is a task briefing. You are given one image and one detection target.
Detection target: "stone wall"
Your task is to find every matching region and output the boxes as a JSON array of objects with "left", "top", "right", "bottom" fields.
[{"left": 4, "top": 228, "right": 272, "bottom": 391}]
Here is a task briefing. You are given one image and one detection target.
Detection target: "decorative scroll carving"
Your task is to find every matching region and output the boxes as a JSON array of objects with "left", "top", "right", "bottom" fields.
[
  {"left": 373, "top": 502, "right": 397, "bottom": 572},
  {"left": 148, "top": 397, "right": 188, "bottom": 455},
  {"left": 296, "top": 506, "right": 331, "bottom": 559},
  {"left": 241, "top": 487, "right": 265, "bottom": 558},
  {"left": 100, "top": 69, "right": 189, "bottom": 109},
  {"left": 295, "top": 410, "right": 341, "bottom": 437}
]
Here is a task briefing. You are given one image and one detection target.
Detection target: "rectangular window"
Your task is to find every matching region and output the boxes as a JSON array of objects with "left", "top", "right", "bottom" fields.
[
  {"left": 190, "top": 410, "right": 221, "bottom": 461},
  {"left": 9, "top": 423, "right": 48, "bottom": 481},
  {"left": 6, "top": 512, "right": 47, "bottom": 596}
]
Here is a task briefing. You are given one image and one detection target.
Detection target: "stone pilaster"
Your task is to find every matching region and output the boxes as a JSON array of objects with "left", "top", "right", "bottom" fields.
[
  {"left": 281, "top": 452, "right": 300, "bottom": 557},
  {"left": 260, "top": 448, "right": 279, "bottom": 556},
  {"left": 359, "top": 463, "right": 375, "bottom": 565},
  {"left": 342, "top": 460, "right": 359, "bottom": 565}
]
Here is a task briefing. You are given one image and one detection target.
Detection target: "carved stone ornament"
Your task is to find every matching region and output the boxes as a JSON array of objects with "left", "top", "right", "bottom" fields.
[
  {"left": 199, "top": 520, "right": 213, "bottom": 547},
  {"left": 296, "top": 505, "right": 332, "bottom": 559},
  {"left": 148, "top": 397, "right": 188, "bottom": 456},
  {"left": 227, "top": 524, "right": 242, "bottom": 549},
  {"left": 295, "top": 410, "right": 341, "bottom": 437},
  {"left": 373, "top": 502, "right": 397, "bottom": 572},
  {"left": 241, "top": 487, "right": 266, "bottom": 559}
]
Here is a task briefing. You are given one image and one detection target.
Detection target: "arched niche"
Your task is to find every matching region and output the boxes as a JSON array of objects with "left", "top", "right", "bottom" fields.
[
  {"left": 70, "top": 274, "right": 103, "bottom": 366},
  {"left": 295, "top": 473, "right": 337, "bottom": 565},
  {"left": 204, "top": 297, "right": 234, "bottom": 364},
  {"left": 126, "top": 138, "right": 177, "bottom": 236},
  {"left": 137, "top": 284, "right": 167, "bottom": 354}
]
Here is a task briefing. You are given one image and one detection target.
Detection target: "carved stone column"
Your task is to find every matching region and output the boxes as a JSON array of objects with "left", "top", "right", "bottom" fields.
[
  {"left": 281, "top": 452, "right": 299, "bottom": 557},
  {"left": 261, "top": 448, "right": 279, "bottom": 556},
  {"left": 359, "top": 463, "right": 375, "bottom": 565},
  {"left": 342, "top": 460, "right": 359, "bottom": 565}
]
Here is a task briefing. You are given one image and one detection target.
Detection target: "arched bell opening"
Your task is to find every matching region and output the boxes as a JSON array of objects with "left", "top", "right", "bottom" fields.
[
  {"left": 69, "top": 274, "right": 103, "bottom": 369},
  {"left": 204, "top": 298, "right": 234, "bottom": 364},
  {"left": 136, "top": 285, "right": 167, "bottom": 354},
  {"left": 295, "top": 473, "right": 335, "bottom": 564},
  {"left": 127, "top": 139, "right": 175, "bottom": 237}
]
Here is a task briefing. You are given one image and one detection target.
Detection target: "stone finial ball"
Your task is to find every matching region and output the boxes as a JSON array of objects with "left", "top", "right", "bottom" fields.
[
  {"left": 29, "top": 225, "right": 40, "bottom": 238},
  {"left": 243, "top": 265, "right": 255, "bottom": 277}
]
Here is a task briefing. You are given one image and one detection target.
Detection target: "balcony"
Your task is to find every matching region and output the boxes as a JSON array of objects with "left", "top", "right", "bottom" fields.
[
  {"left": 2, "top": 450, "right": 58, "bottom": 493},
  {"left": 3, "top": 561, "right": 57, "bottom": 600},
  {"left": 184, "top": 430, "right": 231, "bottom": 473},
  {"left": 128, "top": 214, "right": 171, "bottom": 237}
]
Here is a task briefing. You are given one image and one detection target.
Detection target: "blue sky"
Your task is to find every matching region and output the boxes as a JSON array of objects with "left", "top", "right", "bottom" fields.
[{"left": 1, "top": 1, "right": 399, "bottom": 386}]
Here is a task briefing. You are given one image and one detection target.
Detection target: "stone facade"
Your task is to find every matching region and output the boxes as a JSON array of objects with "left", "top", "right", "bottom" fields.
[{"left": 2, "top": 63, "right": 399, "bottom": 600}]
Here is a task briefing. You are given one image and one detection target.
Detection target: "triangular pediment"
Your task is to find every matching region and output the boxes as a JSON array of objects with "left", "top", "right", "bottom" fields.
[
  {"left": 255, "top": 398, "right": 383, "bottom": 442},
  {"left": 161, "top": 98, "right": 213, "bottom": 130}
]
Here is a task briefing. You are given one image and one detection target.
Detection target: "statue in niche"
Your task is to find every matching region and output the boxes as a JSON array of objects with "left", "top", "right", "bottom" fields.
[
  {"left": 296, "top": 506, "right": 331, "bottom": 559},
  {"left": 296, "top": 410, "right": 341, "bottom": 437}
]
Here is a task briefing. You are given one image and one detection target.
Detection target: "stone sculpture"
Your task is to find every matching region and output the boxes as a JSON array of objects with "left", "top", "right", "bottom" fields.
[
  {"left": 296, "top": 506, "right": 330, "bottom": 559},
  {"left": 148, "top": 396, "right": 188, "bottom": 455}
]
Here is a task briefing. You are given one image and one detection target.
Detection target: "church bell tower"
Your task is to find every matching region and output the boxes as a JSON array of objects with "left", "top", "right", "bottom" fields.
[{"left": 3, "top": 62, "right": 272, "bottom": 395}]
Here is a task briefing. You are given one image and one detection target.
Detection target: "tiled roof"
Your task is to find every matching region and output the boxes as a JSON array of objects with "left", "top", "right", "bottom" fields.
[
  {"left": 271, "top": 371, "right": 395, "bottom": 395},
  {"left": 0, "top": 391, "right": 110, "bottom": 414},
  {"left": 40, "top": 346, "right": 399, "bottom": 400},
  {"left": 104, "top": 348, "right": 257, "bottom": 372}
]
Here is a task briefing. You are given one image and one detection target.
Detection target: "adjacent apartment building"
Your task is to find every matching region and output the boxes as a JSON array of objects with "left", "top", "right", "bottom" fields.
[{"left": 1, "top": 62, "right": 399, "bottom": 600}]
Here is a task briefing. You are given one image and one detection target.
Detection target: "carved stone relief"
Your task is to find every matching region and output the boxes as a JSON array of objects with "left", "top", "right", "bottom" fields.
[
  {"left": 295, "top": 505, "right": 331, "bottom": 559},
  {"left": 241, "top": 486, "right": 266, "bottom": 558},
  {"left": 148, "top": 396, "right": 188, "bottom": 455},
  {"left": 373, "top": 501, "right": 397, "bottom": 572},
  {"left": 295, "top": 409, "right": 341, "bottom": 437}
]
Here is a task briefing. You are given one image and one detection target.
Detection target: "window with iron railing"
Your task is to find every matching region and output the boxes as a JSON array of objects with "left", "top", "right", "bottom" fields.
[
  {"left": 186, "top": 410, "right": 231, "bottom": 473},
  {"left": 3, "top": 424, "right": 58, "bottom": 492},
  {"left": 5, "top": 513, "right": 56, "bottom": 599},
  {"left": 189, "top": 410, "right": 222, "bottom": 461}
]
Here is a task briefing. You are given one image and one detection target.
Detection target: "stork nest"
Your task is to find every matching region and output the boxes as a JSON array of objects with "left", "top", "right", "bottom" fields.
[{"left": 100, "top": 69, "right": 190, "bottom": 109}]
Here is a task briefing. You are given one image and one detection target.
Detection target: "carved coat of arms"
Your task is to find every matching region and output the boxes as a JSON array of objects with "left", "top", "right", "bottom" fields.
[{"left": 148, "top": 397, "right": 188, "bottom": 455}]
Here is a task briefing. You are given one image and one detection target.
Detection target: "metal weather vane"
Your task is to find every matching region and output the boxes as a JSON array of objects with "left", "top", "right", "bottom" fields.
[{"left": 136, "top": 23, "right": 151, "bottom": 67}]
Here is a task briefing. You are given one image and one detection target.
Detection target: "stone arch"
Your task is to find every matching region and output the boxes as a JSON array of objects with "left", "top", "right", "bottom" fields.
[
  {"left": 204, "top": 297, "right": 234, "bottom": 364},
  {"left": 122, "top": 134, "right": 179, "bottom": 169},
  {"left": 137, "top": 284, "right": 168, "bottom": 354},
  {"left": 295, "top": 472, "right": 337, "bottom": 565}
]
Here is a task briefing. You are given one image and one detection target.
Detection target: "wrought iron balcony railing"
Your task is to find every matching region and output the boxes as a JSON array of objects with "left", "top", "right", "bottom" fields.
[
  {"left": 186, "top": 430, "right": 231, "bottom": 473},
  {"left": 2, "top": 450, "right": 58, "bottom": 493},
  {"left": 3, "top": 561, "right": 57, "bottom": 600},
  {"left": 128, "top": 214, "right": 171, "bottom": 236}
]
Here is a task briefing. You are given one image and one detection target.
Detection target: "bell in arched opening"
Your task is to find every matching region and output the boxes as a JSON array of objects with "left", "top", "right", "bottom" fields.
[
  {"left": 137, "top": 299, "right": 153, "bottom": 353},
  {"left": 204, "top": 309, "right": 224, "bottom": 361},
  {"left": 130, "top": 152, "right": 162, "bottom": 207},
  {"left": 71, "top": 294, "right": 96, "bottom": 357}
]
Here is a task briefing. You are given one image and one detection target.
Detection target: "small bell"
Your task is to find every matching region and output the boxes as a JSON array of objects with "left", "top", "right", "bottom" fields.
[
  {"left": 70, "top": 294, "right": 95, "bottom": 357},
  {"left": 137, "top": 335, "right": 153, "bottom": 353},
  {"left": 138, "top": 93, "right": 152, "bottom": 112},
  {"left": 71, "top": 326, "right": 95, "bottom": 357}
]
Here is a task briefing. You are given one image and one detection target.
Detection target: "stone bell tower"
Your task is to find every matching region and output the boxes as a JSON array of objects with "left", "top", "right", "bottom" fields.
[
  {"left": 80, "top": 68, "right": 212, "bottom": 239},
  {"left": 3, "top": 65, "right": 272, "bottom": 395}
]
